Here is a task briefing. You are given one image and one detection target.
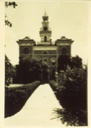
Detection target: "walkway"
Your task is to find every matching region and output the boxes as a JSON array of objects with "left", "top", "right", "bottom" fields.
[{"left": 5, "top": 84, "right": 65, "bottom": 127}]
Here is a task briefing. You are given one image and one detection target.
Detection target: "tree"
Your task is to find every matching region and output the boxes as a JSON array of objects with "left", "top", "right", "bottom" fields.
[
  {"left": 56, "top": 67, "right": 87, "bottom": 125},
  {"left": 5, "top": 2, "right": 18, "bottom": 27},
  {"left": 17, "top": 58, "right": 42, "bottom": 83},
  {"left": 57, "top": 55, "right": 82, "bottom": 72},
  {"left": 5, "top": 2, "right": 18, "bottom": 83},
  {"left": 58, "top": 55, "right": 70, "bottom": 71},
  {"left": 5, "top": 2, "right": 17, "bottom": 8},
  {"left": 16, "top": 57, "right": 50, "bottom": 83},
  {"left": 70, "top": 55, "right": 82, "bottom": 68},
  {"left": 5, "top": 55, "right": 15, "bottom": 85}
]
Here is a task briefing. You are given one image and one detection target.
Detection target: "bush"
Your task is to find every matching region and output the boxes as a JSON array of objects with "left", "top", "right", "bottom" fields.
[
  {"left": 50, "top": 67, "right": 87, "bottom": 126},
  {"left": 16, "top": 58, "right": 49, "bottom": 83},
  {"left": 5, "top": 81, "right": 40, "bottom": 118},
  {"left": 57, "top": 55, "right": 82, "bottom": 72},
  {"left": 58, "top": 68, "right": 87, "bottom": 111},
  {"left": 5, "top": 55, "right": 16, "bottom": 85}
]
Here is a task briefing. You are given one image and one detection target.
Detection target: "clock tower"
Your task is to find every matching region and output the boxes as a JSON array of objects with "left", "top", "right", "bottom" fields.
[
  {"left": 16, "top": 12, "right": 74, "bottom": 83},
  {"left": 39, "top": 12, "right": 52, "bottom": 45}
]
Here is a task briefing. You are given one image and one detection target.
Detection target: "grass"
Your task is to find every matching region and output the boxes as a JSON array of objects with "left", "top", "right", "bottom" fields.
[{"left": 5, "top": 81, "right": 41, "bottom": 118}]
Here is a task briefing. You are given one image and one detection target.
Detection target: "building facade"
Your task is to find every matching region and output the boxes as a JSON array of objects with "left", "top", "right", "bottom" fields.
[{"left": 17, "top": 12, "right": 73, "bottom": 71}]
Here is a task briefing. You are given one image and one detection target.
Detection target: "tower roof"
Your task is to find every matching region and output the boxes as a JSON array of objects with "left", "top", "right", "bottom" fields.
[
  {"left": 55, "top": 36, "right": 74, "bottom": 45},
  {"left": 23, "top": 36, "right": 31, "bottom": 40},
  {"left": 43, "top": 11, "right": 48, "bottom": 21},
  {"left": 60, "top": 36, "right": 69, "bottom": 40},
  {"left": 44, "top": 11, "right": 47, "bottom": 16},
  {"left": 16, "top": 36, "right": 35, "bottom": 45}
]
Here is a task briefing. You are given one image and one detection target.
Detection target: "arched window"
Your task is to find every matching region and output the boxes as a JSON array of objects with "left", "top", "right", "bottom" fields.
[
  {"left": 62, "top": 47, "right": 67, "bottom": 55},
  {"left": 44, "top": 58, "right": 48, "bottom": 62},
  {"left": 23, "top": 48, "right": 29, "bottom": 54},
  {"left": 44, "top": 36, "right": 47, "bottom": 42},
  {"left": 43, "top": 51, "right": 48, "bottom": 54},
  {"left": 51, "top": 58, "right": 56, "bottom": 65}
]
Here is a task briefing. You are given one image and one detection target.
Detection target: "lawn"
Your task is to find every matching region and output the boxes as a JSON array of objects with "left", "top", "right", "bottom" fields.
[{"left": 5, "top": 81, "right": 41, "bottom": 118}]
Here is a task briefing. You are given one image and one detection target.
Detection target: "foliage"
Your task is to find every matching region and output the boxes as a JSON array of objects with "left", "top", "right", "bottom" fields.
[
  {"left": 5, "top": 2, "right": 18, "bottom": 27},
  {"left": 58, "top": 55, "right": 82, "bottom": 71},
  {"left": 50, "top": 67, "right": 87, "bottom": 126},
  {"left": 69, "top": 55, "right": 82, "bottom": 68},
  {"left": 58, "top": 67, "right": 87, "bottom": 110},
  {"left": 5, "top": 55, "right": 15, "bottom": 85},
  {"left": 5, "top": 2, "right": 17, "bottom": 8},
  {"left": 16, "top": 58, "right": 49, "bottom": 83},
  {"left": 5, "top": 19, "right": 12, "bottom": 27},
  {"left": 5, "top": 81, "right": 40, "bottom": 118},
  {"left": 58, "top": 55, "right": 70, "bottom": 71},
  {"left": 20, "top": 59, "right": 41, "bottom": 83},
  {"left": 54, "top": 108, "right": 87, "bottom": 126}
]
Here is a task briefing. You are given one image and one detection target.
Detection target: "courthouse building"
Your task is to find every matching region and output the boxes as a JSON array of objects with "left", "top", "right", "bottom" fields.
[{"left": 17, "top": 12, "right": 73, "bottom": 71}]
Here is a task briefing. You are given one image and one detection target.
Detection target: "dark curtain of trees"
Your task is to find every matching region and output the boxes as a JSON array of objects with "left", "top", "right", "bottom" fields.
[
  {"left": 58, "top": 55, "right": 82, "bottom": 72},
  {"left": 15, "top": 58, "right": 49, "bottom": 84},
  {"left": 69, "top": 55, "right": 82, "bottom": 69},
  {"left": 5, "top": 55, "right": 15, "bottom": 85},
  {"left": 5, "top": 2, "right": 18, "bottom": 27},
  {"left": 16, "top": 59, "right": 41, "bottom": 83},
  {"left": 56, "top": 67, "right": 87, "bottom": 126},
  {"left": 58, "top": 55, "right": 70, "bottom": 71}
]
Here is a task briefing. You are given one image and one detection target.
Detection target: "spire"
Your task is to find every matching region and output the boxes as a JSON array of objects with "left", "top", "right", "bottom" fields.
[
  {"left": 43, "top": 11, "right": 48, "bottom": 21},
  {"left": 44, "top": 10, "right": 47, "bottom": 16},
  {"left": 39, "top": 11, "right": 52, "bottom": 44}
]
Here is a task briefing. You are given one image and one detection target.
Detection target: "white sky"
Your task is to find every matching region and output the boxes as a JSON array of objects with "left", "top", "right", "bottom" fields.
[{"left": 5, "top": 1, "right": 90, "bottom": 65}]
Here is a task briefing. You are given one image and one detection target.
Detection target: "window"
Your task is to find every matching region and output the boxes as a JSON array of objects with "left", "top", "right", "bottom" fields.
[
  {"left": 44, "top": 36, "right": 47, "bottom": 42},
  {"left": 62, "top": 47, "right": 67, "bottom": 55},
  {"left": 44, "top": 58, "right": 48, "bottom": 62},
  {"left": 43, "top": 51, "right": 48, "bottom": 54},
  {"left": 23, "top": 48, "right": 29, "bottom": 54}
]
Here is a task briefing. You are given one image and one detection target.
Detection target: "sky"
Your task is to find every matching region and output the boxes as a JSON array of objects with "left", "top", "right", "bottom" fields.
[{"left": 5, "top": 1, "right": 90, "bottom": 65}]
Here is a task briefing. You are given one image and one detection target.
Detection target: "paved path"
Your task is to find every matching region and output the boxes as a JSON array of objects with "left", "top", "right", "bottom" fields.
[{"left": 5, "top": 84, "right": 65, "bottom": 127}]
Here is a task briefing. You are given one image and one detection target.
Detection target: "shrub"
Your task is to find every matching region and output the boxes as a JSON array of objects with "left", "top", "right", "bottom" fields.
[
  {"left": 5, "top": 81, "right": 40, "bottom": 117},
  {"left": 57, "top": 55, "right": 82, "bottom": 72},
  {"left": 50, "top": 67, "right": 87, "bottom": 126},
  {"left": 16, "top": 58, "right": 49, "bottom": 83},
  {"left": 5, "top": 55, "right": 16, "bottom": 85},
  {"left": 58, "top": 67, "right": 87, "bottom": 111}
]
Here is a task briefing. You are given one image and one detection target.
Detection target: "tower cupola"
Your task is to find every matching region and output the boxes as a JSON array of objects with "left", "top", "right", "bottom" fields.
[
  {"left": 38, "top": 12, "right": 52, "bottom": 45},
  {"left": 43, "top": 11, "right": 48, "bottom": 21}
]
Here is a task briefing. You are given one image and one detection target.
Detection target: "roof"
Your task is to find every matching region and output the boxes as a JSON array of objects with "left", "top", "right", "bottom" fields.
[
  {"left": 43, "top": 11, "right": 48, "bottom": 20},
  {"left": 23, "top": 36, "right": 31, "bottom": 40},
  {"left": 55, "top": 36, "right": 73, "bottom": 42},
  {"left": 16, "top": 36, "right": 36, "bottom": 44},
  {"left": 61, "top": 36, "right": 69, "bottom": 40}
]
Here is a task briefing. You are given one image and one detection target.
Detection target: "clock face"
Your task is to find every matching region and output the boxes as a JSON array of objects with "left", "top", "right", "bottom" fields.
[{"left": 44, "top": 26, "right": 47, "bottom": 31}]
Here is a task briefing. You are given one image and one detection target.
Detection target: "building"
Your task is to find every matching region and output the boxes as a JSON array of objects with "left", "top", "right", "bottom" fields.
[{"left": 17, "top": 12, "right": 73, "bottom": 72}]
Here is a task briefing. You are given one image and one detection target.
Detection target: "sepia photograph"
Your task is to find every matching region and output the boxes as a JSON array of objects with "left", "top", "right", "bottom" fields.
[{"left": 3, "top": 0, "right": 90, "bottom": 127}]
